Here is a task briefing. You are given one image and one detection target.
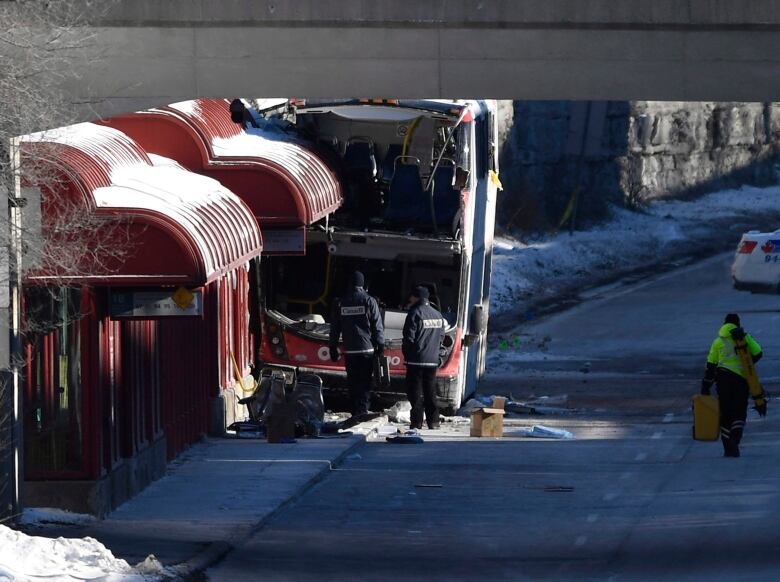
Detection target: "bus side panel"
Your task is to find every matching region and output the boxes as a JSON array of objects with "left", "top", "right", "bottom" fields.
[
  {"left": 463, "top": 102, "right": 498, "bottom": 400},
  {"left": 478, "top": 101, "right": 499, "bottom": 378}
]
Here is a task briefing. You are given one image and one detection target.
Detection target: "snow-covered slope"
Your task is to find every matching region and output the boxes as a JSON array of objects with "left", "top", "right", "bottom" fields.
[{"left": 490, "top": 185, "right": 780, "bottom": 319}]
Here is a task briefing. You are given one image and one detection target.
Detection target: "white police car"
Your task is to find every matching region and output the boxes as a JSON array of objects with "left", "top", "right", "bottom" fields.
[{"left": 732, "top": 229, "right": 780, "bottom": 292}]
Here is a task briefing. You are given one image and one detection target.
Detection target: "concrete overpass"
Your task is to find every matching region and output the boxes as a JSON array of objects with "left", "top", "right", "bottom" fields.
[{"left": 64, "top": 0, "right": 780, "bottom": 117}]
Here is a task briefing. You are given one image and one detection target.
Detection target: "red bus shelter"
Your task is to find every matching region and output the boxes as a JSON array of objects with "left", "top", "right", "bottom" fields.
[
  {"left": 20, "top": 123, "right": 263, "bottom": 515},
  {"left": 102, "top": 98, "right": 342, "bottom": 254}
]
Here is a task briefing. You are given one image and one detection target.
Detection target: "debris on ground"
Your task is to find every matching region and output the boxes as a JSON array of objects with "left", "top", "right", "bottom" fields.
[
  {"left": 384, "top": 401, "right": 412, "bottom": 423},
  {"left": 386, "top": 435, "right": 424, "bottom": 444},
  {"left": 440, "top": 415, "right": 470, "bottom": 425},
  {"left": 457, "top": 398, "right": 486, "bottom": 416},
  {"left": 463, "top": 394, "right": 573, "bottom": 417},
  {"left": 470, "top": 397, "right": 507, "bottom": 438},
  {"left": 347, "top": 414, "right": 389, "bottom": 436},
  {"left": 515, "top": 425, "right": 575, "bottom": 439}
]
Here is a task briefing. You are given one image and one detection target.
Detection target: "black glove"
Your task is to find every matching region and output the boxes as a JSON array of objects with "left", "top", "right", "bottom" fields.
[
  {"left": 329, "top": 347, "right": 340, "bottom": 362},
  {"left": 756, "top": 401, "right": 767, "bottom": 417},
  {"left": 375, "top": 344, "right": 384, "bottom": 357},
  {"left": 701, "top": 380, "right": 713, "bottom": 396}
]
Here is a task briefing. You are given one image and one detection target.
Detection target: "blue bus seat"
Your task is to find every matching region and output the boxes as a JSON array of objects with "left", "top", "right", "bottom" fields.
[
  {"left": 344, "top": 140, "right": 377, "bottom": 178},
  {"left": 384, "top": 160, "right": 431, "bottom": 223},
  {"left": 380, "top": 144, "right": 403, "bottom": 183},
  {"left": 431, "top": 164, "right": 460, "bottom": 226}
]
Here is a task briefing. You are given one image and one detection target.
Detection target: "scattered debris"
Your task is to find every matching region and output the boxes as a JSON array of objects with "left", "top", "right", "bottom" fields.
[
  {"left": 386, "top": 435, "right": 424, "bottom": 444},
  {"left": 457, "top": 398, "right": 487, "bottom": 416},
  {"left": 440, "top": 415, "right": 470, "bottom": 425},
  {"left": 384, "top": 401, "right": 412, "bottom": 423},
  {"left": 544, "top": 486, "right": 575, "bottom": 493},
  {"left": 470, "top": 396, "right": 507, "bottom": 437},
  {"left": 516, "top": 425, "right": 575, "bottom": 439},
  {"left": 348, "top": 414, "right": 389, "bottom": 436}
]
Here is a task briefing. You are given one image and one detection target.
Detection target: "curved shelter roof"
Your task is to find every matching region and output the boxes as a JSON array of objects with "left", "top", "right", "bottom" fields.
[
  {"left": 21, "top": 123, "right": 262, "bottom": 286},
  {"left": 101, "top": 99, "right": 343, "bottom": 234}
]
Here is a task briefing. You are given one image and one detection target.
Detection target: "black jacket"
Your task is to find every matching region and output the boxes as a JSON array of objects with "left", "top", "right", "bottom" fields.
[
  {"left": 403, "top": 300, "right": 446, "bottom": 367},
  {"left": 329, "top": 287, "right": 384, "bottom": 355}
]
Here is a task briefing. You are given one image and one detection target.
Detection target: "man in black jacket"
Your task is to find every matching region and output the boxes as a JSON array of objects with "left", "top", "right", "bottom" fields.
[
  {"left": 403, "top": 286, "right": 446, "bottom": 430},
  {"left": 329, "top": 271, "right": 385, "bottom": 416}
]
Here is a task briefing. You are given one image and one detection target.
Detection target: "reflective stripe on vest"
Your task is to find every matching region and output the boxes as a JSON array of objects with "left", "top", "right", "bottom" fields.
[{"left": 343, "top": 348, "right": 375, "bottom": 355}]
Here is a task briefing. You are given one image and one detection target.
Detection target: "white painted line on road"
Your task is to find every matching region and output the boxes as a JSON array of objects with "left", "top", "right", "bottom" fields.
[
  {"left": 574, "top": 536, "right": 588, "bottom": 547},
  {"left": 603, "top": 492, "right": 618, "bottom": 501},
  {"left": 651, "top": 432, "right": 663, "bottom": 439},
  {"left": 635, "top": 452, "right": 648, "bottom": 461},
  {"left": 587, "top": 514, "right": 599, "bottom": 523},
  {"left": 663, "top": 413, "right": 674, "bottom": 423}
]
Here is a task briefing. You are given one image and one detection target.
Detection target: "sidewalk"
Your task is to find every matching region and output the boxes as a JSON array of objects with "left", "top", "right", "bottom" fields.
[{"left": 19, "top": 435, "right": 364, "bottom": 576}]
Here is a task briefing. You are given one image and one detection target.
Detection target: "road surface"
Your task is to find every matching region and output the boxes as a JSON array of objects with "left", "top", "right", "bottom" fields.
[{"left": 208, "top": 253, "right": 780, "bottom": 580}]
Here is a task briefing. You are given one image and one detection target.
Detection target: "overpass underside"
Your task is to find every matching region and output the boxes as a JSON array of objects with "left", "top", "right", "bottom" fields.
[{"left": 35, "top": 0, "right": 780, "bottom": 118}]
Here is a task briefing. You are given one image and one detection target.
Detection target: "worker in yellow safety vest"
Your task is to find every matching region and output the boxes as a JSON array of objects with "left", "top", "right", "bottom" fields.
[{"left": 701, "top": 313, "right": 766, "bottom": 458}]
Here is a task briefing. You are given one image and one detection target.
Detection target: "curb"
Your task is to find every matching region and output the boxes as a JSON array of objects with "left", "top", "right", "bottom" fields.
[{"left": 170, "top": 435, "right": 367, "bottom": 579}]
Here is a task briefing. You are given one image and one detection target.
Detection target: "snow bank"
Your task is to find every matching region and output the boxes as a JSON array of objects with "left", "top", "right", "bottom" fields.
[
  {"left": 490, "top": 186, "right": 780, "bottom": 319},
  {"left": 0, "top": 525, "right": 151, "bottom": 582}
]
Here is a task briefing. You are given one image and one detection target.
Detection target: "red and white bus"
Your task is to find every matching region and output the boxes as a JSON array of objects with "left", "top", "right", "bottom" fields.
[{"left": 256, "top": 100, "right": 499, "bottom": 413}]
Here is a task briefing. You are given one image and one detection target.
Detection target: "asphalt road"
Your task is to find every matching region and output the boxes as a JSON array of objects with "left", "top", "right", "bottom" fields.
[
  {"left": 208, "top": 253, "right": 780, "bottom": 581},
  {"left": 482, "top": 252, "right": 780, "bottom": 414}
]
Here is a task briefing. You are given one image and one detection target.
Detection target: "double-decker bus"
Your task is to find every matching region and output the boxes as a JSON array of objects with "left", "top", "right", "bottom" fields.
[{"left": 257, "top": 99, "right": 498, "bottom": 413}]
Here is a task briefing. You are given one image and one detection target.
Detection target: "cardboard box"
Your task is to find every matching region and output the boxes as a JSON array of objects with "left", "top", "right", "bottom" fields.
[{"left": 470, "top": 397, "right": 506, "bottom": 437}]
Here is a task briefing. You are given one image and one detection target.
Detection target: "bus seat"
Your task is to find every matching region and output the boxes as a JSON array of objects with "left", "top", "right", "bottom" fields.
[
  {"left": 431, "top": 164, "right": 460, "bottom": 226},
  {"left": 384, "top": 159, "right": 431, "bottom": 223},
  {"left": 380, "top": 144, "right": 403, "bottom": 183},
  {"left": 344, "top": 140, "right": 377, "bottom": 178}
]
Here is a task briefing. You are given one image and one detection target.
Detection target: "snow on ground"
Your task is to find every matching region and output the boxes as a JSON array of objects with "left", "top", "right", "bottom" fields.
[
  {"left": 490, "top": 185, "right": 780, "bottom": 320},
  {"left": 19, "top": 508, "right": 95, "bottom": 527},
  {"left": 0, "top": 524, "right": 154, "bottom": 582}
]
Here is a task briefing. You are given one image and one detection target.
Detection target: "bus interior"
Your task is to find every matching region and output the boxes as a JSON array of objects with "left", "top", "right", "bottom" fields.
[
  {"left": 263, "top": 239, "right": 462, "bottom": 345},
  {"left": 292, "top": 104, "right": 470, "bottom": 236}
]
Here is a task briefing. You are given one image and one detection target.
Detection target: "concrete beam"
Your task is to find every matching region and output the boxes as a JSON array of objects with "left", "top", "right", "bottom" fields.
[{"left": 54, "top": 0, "right": 780, "bottom": 119}]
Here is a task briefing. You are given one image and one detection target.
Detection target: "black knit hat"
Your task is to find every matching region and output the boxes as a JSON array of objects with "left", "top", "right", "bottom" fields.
[
  {"left": 411, "top": 286, "right": 430, "bottom": 300},
  {"left": 724, "top": 313, "right": 741, "bottom": 326},
  {"left": 350, "top": 271, "right": 365, "bottom": 288}
]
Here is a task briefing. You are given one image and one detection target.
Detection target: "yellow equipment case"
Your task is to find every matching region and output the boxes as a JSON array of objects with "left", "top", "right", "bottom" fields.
[{"left": 692, "top": 394, "right": 720, "bottom": 441}]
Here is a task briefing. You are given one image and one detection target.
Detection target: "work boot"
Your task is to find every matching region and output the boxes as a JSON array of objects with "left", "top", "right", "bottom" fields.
[
  {"left": 427, "top": 422, "right": 441, "bottom": 430},
  {"left": 722, "top": 439, "right": 740, "bottom": 458}
]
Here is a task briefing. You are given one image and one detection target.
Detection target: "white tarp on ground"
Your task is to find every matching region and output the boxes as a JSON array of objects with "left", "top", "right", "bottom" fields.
[
  {"left": 490, "top": 186, "right": 780, "bottom": 317},
  {"left": 0, "top": 524, "right": 154, "bottom": 582}
]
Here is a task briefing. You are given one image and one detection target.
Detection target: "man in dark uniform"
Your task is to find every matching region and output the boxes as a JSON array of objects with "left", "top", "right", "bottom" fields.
[
  {"left": 403, "top": 286, "right": 446, "bottom": 430},
  {"left": 701, "top": 313, "right": 765, "bottom": 458},
  {"left": 329, "top": 271, "right": 384, "bottom": 416}
]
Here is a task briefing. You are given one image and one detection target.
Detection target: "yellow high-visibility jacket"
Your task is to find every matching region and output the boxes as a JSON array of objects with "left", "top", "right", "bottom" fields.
[{"left": 707, "top": 323, "right": 762, "bottom": 379}]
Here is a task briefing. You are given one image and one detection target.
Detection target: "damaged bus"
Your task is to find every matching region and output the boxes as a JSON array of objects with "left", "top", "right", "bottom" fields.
[{"left": 258, "top": 100, "right": 498, "bottom": 413}]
